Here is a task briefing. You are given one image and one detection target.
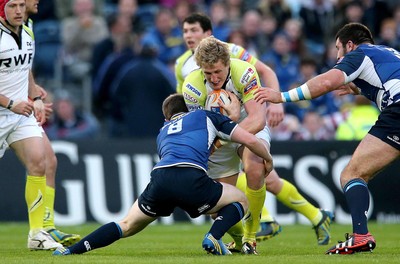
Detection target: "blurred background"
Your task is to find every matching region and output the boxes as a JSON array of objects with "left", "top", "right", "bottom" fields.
[{"left": 2, "top": 0, "right": 400, "bottom": 225}]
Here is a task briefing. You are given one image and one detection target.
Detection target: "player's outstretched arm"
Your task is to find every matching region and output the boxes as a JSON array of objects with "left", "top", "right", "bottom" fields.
[{"left": 254, "top": 69, "right": 346, "bottom": 104}]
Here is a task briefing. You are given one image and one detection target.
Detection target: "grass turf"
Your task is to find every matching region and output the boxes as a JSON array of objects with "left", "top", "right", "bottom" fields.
[{"left": 0, "top": 221, "right": 399, "bottom": 264}]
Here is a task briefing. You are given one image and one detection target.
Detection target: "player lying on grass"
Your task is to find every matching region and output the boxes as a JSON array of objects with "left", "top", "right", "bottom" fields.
[{"left": 53, "top": 93, "right": 273, "bottom": 256}]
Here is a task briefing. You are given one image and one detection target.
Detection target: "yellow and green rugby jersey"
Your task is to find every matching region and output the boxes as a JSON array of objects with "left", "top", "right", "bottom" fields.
[
  {"left": 175, "top": 42, "right": 259, "bottom": 94},
  {"left": 182, "top": 58, "right": 261, "bottom": 122}
]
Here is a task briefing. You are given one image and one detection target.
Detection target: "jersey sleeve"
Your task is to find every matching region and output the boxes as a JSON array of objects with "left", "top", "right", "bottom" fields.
[
  {"left": 334, "top": 49, "right": 366, "bottom": 83},
  {"left": 229, "top": 43, "right": 258, "bottom": 66},
  {"left": 231, "top": 61, "right": 261, "bottom": 104},
  {"left": 205, "top": 110, "right": 238, "bottom": 140}
]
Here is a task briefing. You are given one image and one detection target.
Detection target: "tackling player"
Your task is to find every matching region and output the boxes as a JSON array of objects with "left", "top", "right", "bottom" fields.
[{"left": 53, "top": 93, "right": 273, "bottom": 256}]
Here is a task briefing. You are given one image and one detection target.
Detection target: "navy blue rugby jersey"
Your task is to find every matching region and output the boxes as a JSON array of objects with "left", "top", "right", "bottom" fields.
[
  {"left": 334, "top": 44, "right": 400, "bottom": 111},
  {"left": 154, "top": 110, "right": 238, "bottom": 172}
]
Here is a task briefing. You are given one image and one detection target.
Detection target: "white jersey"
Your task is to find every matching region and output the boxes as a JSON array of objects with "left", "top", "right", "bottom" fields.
[{"left": 0, "top": 22, "right": 35, "bottom": 115}]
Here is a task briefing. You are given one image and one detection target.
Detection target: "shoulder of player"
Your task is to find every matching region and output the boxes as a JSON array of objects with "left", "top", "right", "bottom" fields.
[
  {"left": 182, "top": 69, "right": 206, "bottom": 105},
  {"left": 183, "top": 68, "right": 204, "bottom": 85},
  {"left": 204, "top": 109, "right": 229, "bottom": 122},
  {"left": 227, "top": 42, "right": 245, "bottom": 57},
  {"left": 175, "top": 50, "right": 193, "bottom": 65},
  {"left": 0, "top": 21, "right": 12, "bottom": 34},
  {"left": 22, "top": 24, "right": 34, "bottom": 39},
  {"left": 230, "top": 59, "right": 258, "bottom": 84},
  {"left": 204, "top": 110, "right": 237, "bottom": 135}
]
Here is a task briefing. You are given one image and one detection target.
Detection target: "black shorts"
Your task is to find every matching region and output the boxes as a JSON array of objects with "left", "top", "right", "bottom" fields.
[
  {"left": 369, "top": 102, "right": 400, "bottom": 150},
  {"left": 138, "top": 167, "right": 223, "bottom": 218}
]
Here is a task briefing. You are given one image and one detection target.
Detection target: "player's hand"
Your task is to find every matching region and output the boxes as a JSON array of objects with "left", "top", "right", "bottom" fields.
[
  {"left": 9, "top": 100, "right": 34, "bottom": 117},
  {"left": 44, "top": 102, "right": 53, "bottom": 120},
  {"left": 221, "top": 91, "right": 240, "bottom": 122},
  {"left": 254, "top": 87, "right": 282, "bottom": 104},
  {"left": 266, "top": 103, "right": 284, "bottom": 128},
  {"left": 210, "top": 138, "right": 228, "bottom": 155},
  {"left": 33, "top": 99, "right": 46, "bottom": 125},
  {"left": 37, "top": 85, "right": 48, "bottom": 101},
  {"left": 336, "top": 82, "right": 360, "bottom": 96}
]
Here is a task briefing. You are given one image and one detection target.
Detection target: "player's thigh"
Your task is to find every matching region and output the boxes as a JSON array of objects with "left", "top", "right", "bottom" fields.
[
  {"left": 120, "top": 200, "right": 157, "bottom": 237},
  {"left": 210, "top": 182, "right": 247, "bottom": 214},
  {"left": 42, "top": 132, "right": 57, "bottom": 167},
  {"left": 342, "top": 134, "right": 399, "bottom": 184},
  {"left": 216, "top": 173, "right": 238, "bottom": 185},
  {"left": 12, "top": 136, "right": 45, "bottom": 174}
]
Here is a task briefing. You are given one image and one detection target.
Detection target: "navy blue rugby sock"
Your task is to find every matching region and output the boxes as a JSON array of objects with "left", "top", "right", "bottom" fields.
[
  {"left": 208, "top": 202, "right": 244, "bottom": 240},
  {"left": 68, "top": 222, "right": 122, "bottom": 254},
  {"left": 343, "top": 178, "right": 370, "bottom": 235}
]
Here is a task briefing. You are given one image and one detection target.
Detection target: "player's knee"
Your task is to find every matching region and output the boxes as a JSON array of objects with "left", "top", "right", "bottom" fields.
[
  {"left": 239, "top": 199, "right": 248, "bottom": 214},
  {"left": 340, "top": 165, "right": 369, "bottom": 187},
  {"left": 244, "top": 166, "right": 266, "bottom": 188},
  {"left": 26, "top": 156, "right": 46, "bottom": 175}
]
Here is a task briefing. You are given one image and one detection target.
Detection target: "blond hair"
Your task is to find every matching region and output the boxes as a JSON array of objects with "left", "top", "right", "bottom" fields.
[{"left": 194, "top": 36, "right": 230, "bottom": 68}]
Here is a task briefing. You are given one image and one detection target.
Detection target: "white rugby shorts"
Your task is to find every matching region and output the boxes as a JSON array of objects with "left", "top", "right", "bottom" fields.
[
  {"left": 0, "top": 114, "right": 43, "bottom": 158},
  {"left": 207, "top": 124, "right": 271, "bottom": 179}
]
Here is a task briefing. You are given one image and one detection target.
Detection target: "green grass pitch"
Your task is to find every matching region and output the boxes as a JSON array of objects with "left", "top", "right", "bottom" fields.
[{"left": 0, "top": 221, "right": 399, "bottom": 264}]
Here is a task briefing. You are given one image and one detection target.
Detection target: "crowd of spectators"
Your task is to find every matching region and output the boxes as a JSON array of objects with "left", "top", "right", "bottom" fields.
[{"left": 30, "top": 0, "right": 399, "bottom": 140}]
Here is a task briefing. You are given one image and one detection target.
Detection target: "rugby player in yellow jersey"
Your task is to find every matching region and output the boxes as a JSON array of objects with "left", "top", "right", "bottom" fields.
[{"left": 178, "top": 13, "right": 334, "bottom": 251}]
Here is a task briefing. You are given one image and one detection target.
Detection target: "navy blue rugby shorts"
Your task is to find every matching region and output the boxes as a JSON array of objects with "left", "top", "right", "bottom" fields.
[
  {"left": 369, "top": 102, "right": 400, "bottom": 150},
  {"left": 138, "top": 166, "right": 223, "bottom": 218}
]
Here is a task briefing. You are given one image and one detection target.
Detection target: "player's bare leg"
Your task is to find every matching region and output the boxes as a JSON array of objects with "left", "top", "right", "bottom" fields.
[{"left": 41, "top": 133, "right": 81, "bottom": 246}]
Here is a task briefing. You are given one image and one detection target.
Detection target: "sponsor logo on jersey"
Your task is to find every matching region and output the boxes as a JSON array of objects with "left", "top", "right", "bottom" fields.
[
  {"left": 0, "top": 53, "right": 33, "bottom": 67},
  {"left": 187, "top": 105, "right": 203, "bottom": 111},
  {"left": 183, "top": 92, "right": 198, "bottom": 103},
  {"left": 244, "top": 77, "right": 258, "bottom": 94},
  {"left": 230, "top": 45, "right": 239, "bottom": 56},
  {"left": 185, "top": 83, "right": 202, "bottom": 96},
  {"left": 241, "top": 51, "right": 250, "bottom": 61},
  {"left": 240, "top": 68, "right": 255, "bottom": 84}
]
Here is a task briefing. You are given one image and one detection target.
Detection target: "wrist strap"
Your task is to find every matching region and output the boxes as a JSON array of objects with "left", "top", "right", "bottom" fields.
[
  {"left": 281, "top": 84, "right": 312, "bottom": 102},
  {"left": 6, "top": 99, "right": 14, "bottom": 110}
]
